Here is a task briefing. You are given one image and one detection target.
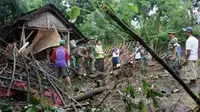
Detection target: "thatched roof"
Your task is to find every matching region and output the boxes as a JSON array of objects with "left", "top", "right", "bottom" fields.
[{"left": 0, "top": 4, "right": 87, "bottom": 43}]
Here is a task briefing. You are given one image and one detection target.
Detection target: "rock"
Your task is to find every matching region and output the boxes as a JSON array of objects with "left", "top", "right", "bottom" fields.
[
  {"left": 172, "top": 88, "right": 179, "bottom": 93},
  {"left": 161, "top": 86, "right": 172, "bottom": 95}
]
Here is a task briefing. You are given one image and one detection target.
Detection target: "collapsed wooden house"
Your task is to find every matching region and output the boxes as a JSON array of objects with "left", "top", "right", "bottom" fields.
[
  {"left": 0, "top": 4, "right": 89, "bottom": 107},
  {"left": 0, "top": 4, "right": 87, "bottom": 57}
]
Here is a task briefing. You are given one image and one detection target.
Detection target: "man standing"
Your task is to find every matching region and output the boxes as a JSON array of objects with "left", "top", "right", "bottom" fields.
[
  {"left": 183, "top": 27, "right": 199, "bottom": 86},
  {"left": 133, "top": 42, "right": 141, "bottom": 70},
  {"left": 112, "top": 44, "right": 120, "bottom": 70},
  {"left": 166, "top": 31, "right": 181, "bottom": 75},
  {"left": 51, "top": 40, "right": 71, "bottom": 85},
  {"left": 140, "top": 46, "right": 149, "bottom": 75},
  {"left": 86, "top": 36, "right": 96, "bottom": 73},
  {"left": 95, "top": 40, "right": 105, "bottom": 72}
]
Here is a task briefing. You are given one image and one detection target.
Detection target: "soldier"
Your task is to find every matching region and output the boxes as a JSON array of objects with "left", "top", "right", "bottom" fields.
[
  {"left": 139, "top": 46, "right": 149, "bottom": 75},
  {"left": 70, "top": 39, "right": 78, "bottom": 69},
  {"left": 85, "top": 36, "right": 96, "bottom": 73},
  {"left": 165, "top": 31, "right": 181, "bottom": 75},
  {"left": 73, "top": 46, "right": 89, "bottom": 74}
]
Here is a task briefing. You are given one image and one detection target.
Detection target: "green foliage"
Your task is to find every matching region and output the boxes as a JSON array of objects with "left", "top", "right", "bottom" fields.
[
  {"left": 127, "top": 3, "right": 138, "bottom": 13},
  {"left": 0, "top": 0, "right": 24, "bottom": 25},
  {"left": 119, "top": 81, "right": 163, "bottom": 112},
  {"left": 70, "top": 6, "right": 81, "bottom": 20},
  {"left": 142, "top": 80, "right": 151, "bottom": 94},
  {"left": 21, "top": 96, "right": 64, "bottom": 112},
  {"left": 20, "top": 0, "right": 46, "bottom": 12},
  {"left": 125, "top": 85, "right": 136, "bottom": 98},
  {"left": 0, "top": 104, "right": 13, "bottom": 112}
]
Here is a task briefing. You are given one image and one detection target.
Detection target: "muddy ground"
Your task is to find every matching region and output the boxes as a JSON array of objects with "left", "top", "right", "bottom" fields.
[{"left": 70, "top": 61, "right": 199, "bottom": 112}]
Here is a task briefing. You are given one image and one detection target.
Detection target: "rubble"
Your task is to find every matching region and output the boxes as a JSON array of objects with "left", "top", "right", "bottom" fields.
[{"left": 0, "top": 47, "right": 103, "bottom": 111}]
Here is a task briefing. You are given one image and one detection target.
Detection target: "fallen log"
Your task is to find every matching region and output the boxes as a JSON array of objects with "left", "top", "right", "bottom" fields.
[{"left": 73, "top": 87, "right": 107, "bottom": 101}]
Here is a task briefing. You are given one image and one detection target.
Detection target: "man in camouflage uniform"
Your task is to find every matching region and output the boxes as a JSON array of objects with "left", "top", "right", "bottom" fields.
[
  {"left": 70, "top": 40, "right": 78, "bottom": 69},
  {"left": 139, "top": 46, "right": 149, "bottom": 75},
  {"left": 72, "top": 46, "right": 88, "bottom": 74},
  {"left": 165, "top": 31, "right": 181, "bottom": 75},
  {"left": 85, "top": 36, "right": 96, "bottom": 73}
]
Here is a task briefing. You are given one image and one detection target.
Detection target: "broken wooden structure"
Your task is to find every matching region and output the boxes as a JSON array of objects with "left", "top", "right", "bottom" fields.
[
  {"left": 0, "top": 4, "right": 109, "bottom": 111},
  {"left": 0, "top": 4, "right": 87, "bottom": 58}
]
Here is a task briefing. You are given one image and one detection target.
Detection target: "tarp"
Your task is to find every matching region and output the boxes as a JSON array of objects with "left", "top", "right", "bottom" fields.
[
  {"left": 25, "top": 29, "right": 61, "bottom": 55},
  {"left": 32, "top": 29, "right": 61, "bottom": 54}
]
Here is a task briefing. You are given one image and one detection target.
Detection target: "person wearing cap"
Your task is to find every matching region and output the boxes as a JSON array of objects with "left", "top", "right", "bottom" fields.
[
  {"left": 85, "top": 36, "right": 96, "bottom": 74},
  {"left": 51, "top": 40, "right": 71, "bottom": 86},
  {"left": 165, "top": 31, "right": 181, "bottom": 75},
  {"left": 183, "top": 27, "right": 199, "bottom": 86}
]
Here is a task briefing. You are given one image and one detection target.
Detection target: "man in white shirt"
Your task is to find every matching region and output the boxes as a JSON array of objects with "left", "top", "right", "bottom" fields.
[
  {"left": 195, "top": 9, "right": 200, "bottom": 25},
  {"left": 183, "top": 27, "right": 199, "bottom": 86},
  {"left": 133, "top": 42, "right": 141, "bottom": 70},
  {"left": 134, "top": 42, "right": 141, "bottom": 60},
  {"left": 112, "top": 45, "right": 120, "bottom": 70}
]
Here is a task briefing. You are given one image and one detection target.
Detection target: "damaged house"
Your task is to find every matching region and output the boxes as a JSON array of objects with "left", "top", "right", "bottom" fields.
[
  {"left": 0, "top": 4, "right": 87, "bottom": 58},
  {"left": 0, "top": 4, "right": 88, "bottom": 108}
]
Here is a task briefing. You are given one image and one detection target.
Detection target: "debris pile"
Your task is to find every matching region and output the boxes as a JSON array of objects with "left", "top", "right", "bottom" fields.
[{"left": 0, "top": 47, "right": 87, "bottom": 110}]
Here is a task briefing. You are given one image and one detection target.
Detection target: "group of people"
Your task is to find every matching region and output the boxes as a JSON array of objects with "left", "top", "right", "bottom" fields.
[
  {"left": 51, "top": 26, "right": 199, "bottom": 87},
  {"left": 132, "top": 26, "right": 199, "bottom": 87},
  {"left": 164, "top": 27, "right": 199, "bottom": 86},
  {"left": 69, "top": 37, "right": 105, "bottom": 74},
  {"left": 51, "top": 37, "right": 106, "bottom": 86}
]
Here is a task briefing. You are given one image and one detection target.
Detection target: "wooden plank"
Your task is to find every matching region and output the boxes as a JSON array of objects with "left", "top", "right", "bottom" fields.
[
  {"left": 25, "top": 30, "right": 34, "bottom": 41},
  {"left": 18, "top": 27, "right": 72, "bottom": 33},
  {"left": 104, "top": 46, "right": 109, "bottom": 54},
  {"left": 128, "top": 41, "right": 133, "bottom": 50},
  {"left": 20, "top": 24, "right": 25, "bottom": 47}
]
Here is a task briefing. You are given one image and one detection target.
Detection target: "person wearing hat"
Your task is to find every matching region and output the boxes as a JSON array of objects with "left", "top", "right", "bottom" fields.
[
  {"left": 182, "top": 27, "right": 199, "bottom": 86},
  {"left": 51, "top": 40, "right": 71, "bottom": 86},
  {"left": 85, "top": 36, "right": 96, "bottom": 74},
  {"left": 165, "top": 31, "right": 181, "bottom": 75}
]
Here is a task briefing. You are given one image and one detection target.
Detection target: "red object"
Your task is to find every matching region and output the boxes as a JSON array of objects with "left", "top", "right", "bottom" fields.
[
  {"left": 0, "top": 88, "right": 16, "bottom": 97},
  {"left": 44, "top": 90, "right": 62, "bottom": 106},
  {"left": 0, "top": 80, "right": 27, "bottom": 98},
  {"left": 51, "top": 47, "right": 70, "bottom": 61},
  {"left": 12, "top": 80, "right": 27, "bottom": 88}
]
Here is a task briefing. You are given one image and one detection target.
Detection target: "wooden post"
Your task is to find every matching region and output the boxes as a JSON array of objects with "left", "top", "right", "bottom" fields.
[
  {"left": 67, "top": 32, "right": 70, "bottom": 67},
  {"left": 20, "top": 24, "right": 26, "bottom": 47}
]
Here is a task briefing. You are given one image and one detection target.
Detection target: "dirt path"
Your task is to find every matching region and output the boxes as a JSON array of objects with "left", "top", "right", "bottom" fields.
[{"left": 88, "top": 62, "right": 199, "bottom": 112}]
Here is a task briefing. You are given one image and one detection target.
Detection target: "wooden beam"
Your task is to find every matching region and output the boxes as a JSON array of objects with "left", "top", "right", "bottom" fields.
[{"left": 18, "top": 26, "right": 73, "bottom": 33}]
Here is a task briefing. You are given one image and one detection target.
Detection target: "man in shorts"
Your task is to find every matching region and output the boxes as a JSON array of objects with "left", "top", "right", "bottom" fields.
[{"left": 51, "top": 40, "right": 71, "bottom": 86}]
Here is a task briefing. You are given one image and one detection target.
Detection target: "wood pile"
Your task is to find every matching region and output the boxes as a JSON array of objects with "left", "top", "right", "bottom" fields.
[{"left": 0, "top": 47, "right": 107, "bottom": 111}]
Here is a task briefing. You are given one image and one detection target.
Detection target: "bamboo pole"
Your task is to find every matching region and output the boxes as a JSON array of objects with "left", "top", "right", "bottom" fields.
[
  {"left": 103, "top": 4, "right": 200, "bottom": 105},
  {"left": 67, "top": 32, "right": 70, "bottom": 67}
]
